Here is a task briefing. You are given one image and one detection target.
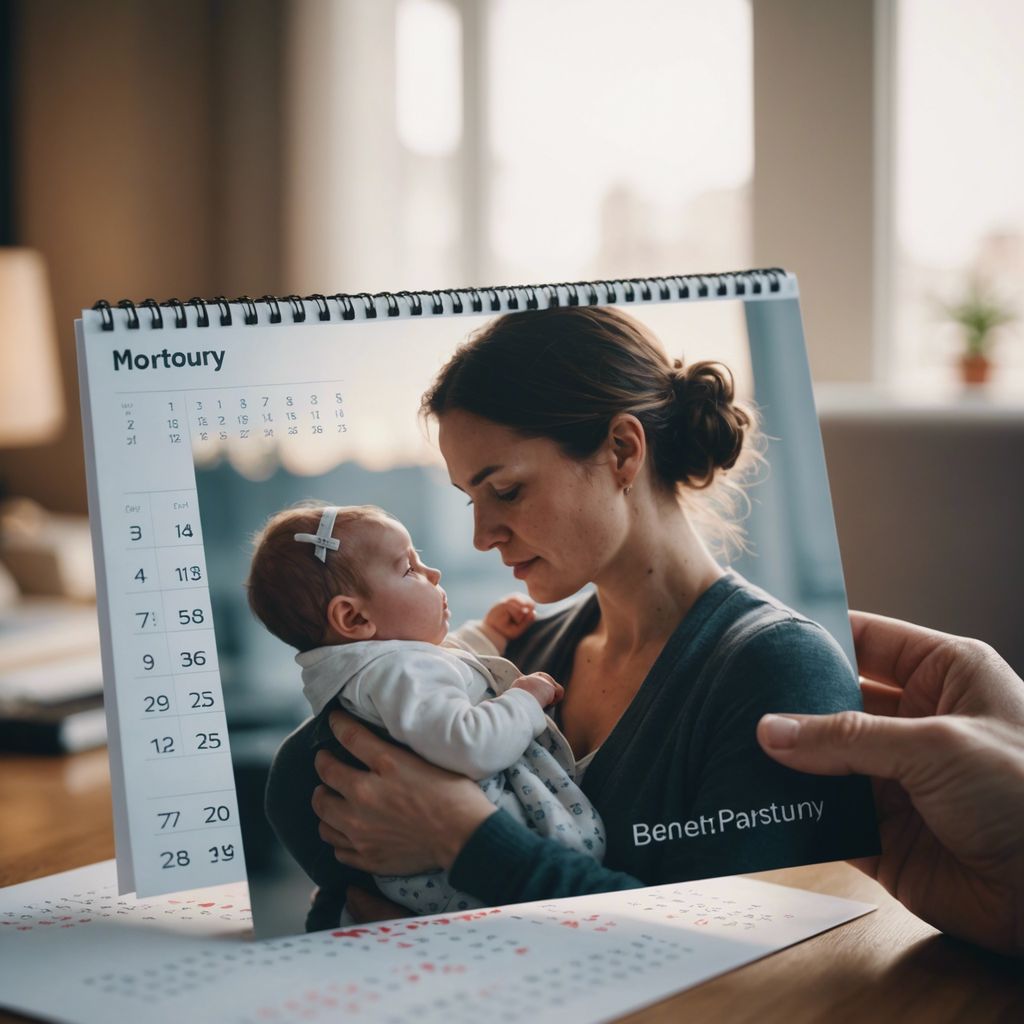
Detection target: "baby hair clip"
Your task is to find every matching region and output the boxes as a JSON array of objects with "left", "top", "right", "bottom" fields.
[{"left": 294, "top": 506, "right": 341, "bottom": 563}]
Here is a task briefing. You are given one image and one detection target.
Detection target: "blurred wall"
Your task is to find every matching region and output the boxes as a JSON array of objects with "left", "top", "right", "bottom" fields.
[
  {"left": 0, "top": 0, "right": 285, "bottom": 513},
  {"left": 822, "top": 411, "right": 1024, "bottom": 675},
  {"left": 753, "top": 0, "right": 882, "bottom": 383}
]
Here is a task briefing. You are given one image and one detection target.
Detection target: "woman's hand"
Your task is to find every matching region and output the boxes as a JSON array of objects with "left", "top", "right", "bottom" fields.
[
  {"left": 313, "top": 711, "right": 499, "bottom": 875},
  {"left": 757, "top": 610, "right": 1024, "bottom": 956},
  {"left": 510, "top": 671, "right": 564, "bottom": 708}
]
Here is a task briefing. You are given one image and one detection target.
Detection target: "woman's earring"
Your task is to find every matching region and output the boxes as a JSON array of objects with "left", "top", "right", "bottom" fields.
[{"left": 623, "top": 484, "right": 632, "bottom": 496}]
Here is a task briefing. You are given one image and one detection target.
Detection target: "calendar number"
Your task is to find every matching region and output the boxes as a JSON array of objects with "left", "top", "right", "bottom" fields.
[
  {"left": 143, "top": 694, "right": 170, "bottom": 713},
  {"left": 175, "top": 523, "right": 194, "bottom": 539},
  {"left": 178, "top": 607, "right": 205, "bottom": 625},
  {"left": 150, "top": 736, "right": 175, "bottom": 754},
  {"left": 189, "top": 690, "right": 215, "bottom": 709},
  {"left": 203, "top": 804, "right": 231, "bottom": 823},
  {"left": 180, "top": 650, "right": 207, "bottom": 668},
  {"left": 129, "top": 525, "right": 143, "bottom": 542},
  {"left": 196, "top": 731, "right": 221, "bottom": 750},
  {"left": 209, "top": 844, "right": 235, "bottom": 863},
  {"left": 142, "top": 654, "right": 156, "bottom": 671},
  {"left": 174, "top": 565, "right": 203, "bottom": 583},
  {"left": 161, "top": 850, "right": 191, "bottom": 869},
  {"left": 135, "top": 610, "right": 157, "bottom": 629},
  {"left": 157, "top": 810, "right": 181, "bottom": 830},
  {"left": 134, "top": 568, "right": 148, "bottom": 583}
]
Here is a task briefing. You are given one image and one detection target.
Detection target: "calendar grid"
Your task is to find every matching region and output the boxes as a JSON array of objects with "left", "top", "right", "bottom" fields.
[{"left": 77, "top": 334, "right": 354, "bottom": 895}]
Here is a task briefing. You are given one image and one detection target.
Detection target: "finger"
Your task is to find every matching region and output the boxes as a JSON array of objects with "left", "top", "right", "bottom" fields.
[
  {"left": 860, "top": 679, "right": 902, "bottom": 717},
  {"left": 314, "top": 749, "right": 370, "bottom": 797},
  {"left": 756, "top": 710, "right": 936, "bottom": 780},
  {"left": 328, "top": 710, "right": 397, "bottom": 773},
  {"left": 317, "top": 819, "right": 358, "bottom": 858},
  {"left": 849, "top": 610, "right": 951, "bottom": 689},
  {"left": 311, "top": 781, "right": 356, "bottom": 830}
]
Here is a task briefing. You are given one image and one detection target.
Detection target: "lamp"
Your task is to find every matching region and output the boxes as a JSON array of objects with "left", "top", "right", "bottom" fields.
[
  {"left": 0, "top": 248, "right": 65, "bottom": 607},
  {"left": 0, "top": 248, "right": 64, "bottom": 447}
]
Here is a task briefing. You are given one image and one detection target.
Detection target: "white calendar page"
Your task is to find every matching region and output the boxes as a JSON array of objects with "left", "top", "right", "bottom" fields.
[
  {"left": 0, "top": 860, "right": 874, "bottom": 1024},
  {"left": 77, "top": 310, "right": 368, "bottom": 896},
  {"left": 77, "top": 276, "right": 878, "bottom": 911}
]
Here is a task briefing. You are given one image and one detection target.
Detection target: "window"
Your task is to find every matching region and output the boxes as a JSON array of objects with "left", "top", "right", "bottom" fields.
[
  {"left": 485, "top": 0, "right": 752, "bottom": 284},
  {"left": 893, "top": 0, "right": 1024, "bottom": 389}
]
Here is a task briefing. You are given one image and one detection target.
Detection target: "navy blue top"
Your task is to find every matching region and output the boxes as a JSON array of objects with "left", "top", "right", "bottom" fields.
[{"left": 449, "top": 573, "right": 878, "bottom": 904}]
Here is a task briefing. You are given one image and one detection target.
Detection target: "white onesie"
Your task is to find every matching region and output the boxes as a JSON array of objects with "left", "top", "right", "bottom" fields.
[{"left": 296, "top": 623, "right": 606, "bottom": 916}]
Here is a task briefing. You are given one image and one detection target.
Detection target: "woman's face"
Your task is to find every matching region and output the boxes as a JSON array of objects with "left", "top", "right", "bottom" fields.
[{"left": 437, "top": 409, "right": 625, "bottom": 603}]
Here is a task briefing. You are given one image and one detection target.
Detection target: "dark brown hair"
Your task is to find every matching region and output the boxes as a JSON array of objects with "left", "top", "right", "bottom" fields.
[
  {"left": 246, "top": 502, "right": 388, "bottom": 651},
  {"left": 422, "top": 306, "right": 754, "bottom": 494}
]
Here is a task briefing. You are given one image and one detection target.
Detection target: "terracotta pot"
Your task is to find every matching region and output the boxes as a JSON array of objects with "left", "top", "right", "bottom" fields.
[{"left": 959, "top": 353, "right": 991, "bottom": 385}]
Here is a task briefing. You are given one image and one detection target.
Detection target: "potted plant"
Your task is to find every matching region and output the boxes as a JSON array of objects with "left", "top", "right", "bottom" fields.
[{"left": 939, "top": 277, "right": 1017, "bottom": 385}]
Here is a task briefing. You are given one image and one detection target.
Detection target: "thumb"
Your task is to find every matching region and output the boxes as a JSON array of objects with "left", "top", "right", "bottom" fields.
[{"left": 757, "top": 711, "right": 931, "bottom": 780}]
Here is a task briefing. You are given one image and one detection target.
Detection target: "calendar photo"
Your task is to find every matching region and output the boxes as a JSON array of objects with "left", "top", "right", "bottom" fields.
[{"left": 177, "top": 294, "right": 880, "bottom": 937}]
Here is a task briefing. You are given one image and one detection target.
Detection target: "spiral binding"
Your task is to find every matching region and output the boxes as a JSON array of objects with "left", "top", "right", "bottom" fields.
[{"left": 90, "top": 269, "right": 790, "bottom": 332}]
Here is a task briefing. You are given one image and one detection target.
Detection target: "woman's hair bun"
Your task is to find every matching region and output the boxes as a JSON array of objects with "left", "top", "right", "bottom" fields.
[{"left": 666, "top": 361, "right": 750, "bottom": 488}]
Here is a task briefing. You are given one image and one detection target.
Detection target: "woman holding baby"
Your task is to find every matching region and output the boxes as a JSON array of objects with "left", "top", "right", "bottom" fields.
[{"left": 267, "top": 305, "right": 876, "bottom": 926}]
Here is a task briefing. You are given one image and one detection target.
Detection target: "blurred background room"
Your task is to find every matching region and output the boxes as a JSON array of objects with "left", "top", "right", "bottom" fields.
[{"left": 1, "top": 0, "right": 1022, "bottom": 760}]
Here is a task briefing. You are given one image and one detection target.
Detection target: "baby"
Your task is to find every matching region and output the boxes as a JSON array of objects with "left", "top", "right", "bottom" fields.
[{"left": 247, "top": 502, "right": 605, "bottom": 918}]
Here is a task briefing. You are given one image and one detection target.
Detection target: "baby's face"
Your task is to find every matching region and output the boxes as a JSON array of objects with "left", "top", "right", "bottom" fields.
[{"left": 359, "top": 518, "right": 450, "bottom": 644}]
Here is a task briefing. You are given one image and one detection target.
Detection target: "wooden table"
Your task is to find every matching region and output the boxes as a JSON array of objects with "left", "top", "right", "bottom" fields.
[{"left": 1, "top": 749, "right": 1021, "bottom": 1023}]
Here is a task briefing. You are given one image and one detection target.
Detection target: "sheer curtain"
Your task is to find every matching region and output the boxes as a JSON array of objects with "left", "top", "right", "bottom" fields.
[
  {"left": 282, "top": 0, "right": 468, "bottom": 295},
  {"left": 280, "top": 0, "right": 752, "bottom": 297}
]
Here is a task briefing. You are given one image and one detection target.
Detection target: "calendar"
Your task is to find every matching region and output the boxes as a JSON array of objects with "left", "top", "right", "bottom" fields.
[
  {"left": 0, "top": 860, "right": 874, "bottom": 1024},
  {"left": 77, "top": 311, "right": 358, "bottom": 896},
  {"left": 76, "top": 274, "right": 878, "bottom": 921}
]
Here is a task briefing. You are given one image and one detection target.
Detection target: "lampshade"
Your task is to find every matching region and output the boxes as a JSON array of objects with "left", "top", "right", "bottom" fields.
[{"left": 0, "top": 248, "right": 65, "bottom": 446}]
